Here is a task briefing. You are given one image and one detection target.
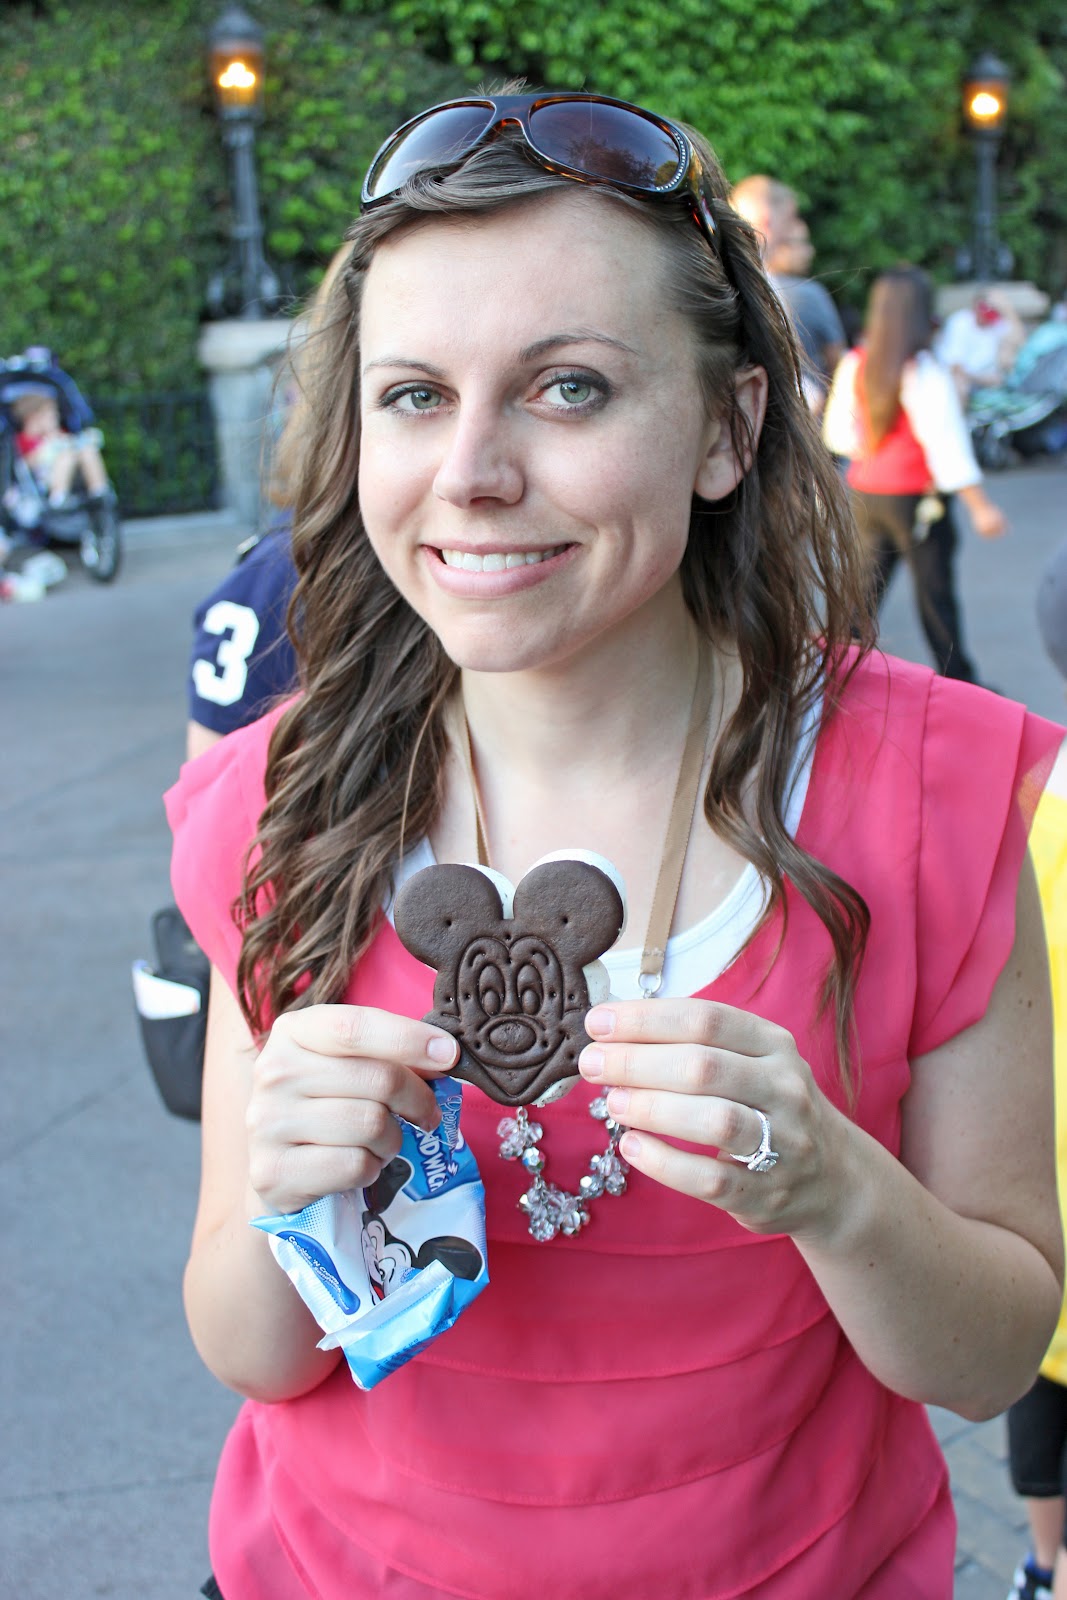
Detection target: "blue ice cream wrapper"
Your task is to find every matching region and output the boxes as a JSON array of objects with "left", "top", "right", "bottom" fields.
[{"left": 253, "top": 1077, "right": 488, "bottom": 1390}]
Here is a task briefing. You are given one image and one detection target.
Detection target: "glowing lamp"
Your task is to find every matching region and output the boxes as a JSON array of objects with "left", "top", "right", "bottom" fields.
[
  {"left": 208, "top": 5, "right": 265, "bottom": 121},
  {"left": 962, "top": 53, "right": 1009, "bottom": 137},
  {"left": 959, "top": 51, "right": 1012, "bottom": 282},
  {"left": 205, "top": 4, "right": 280, "bottom": 318}
]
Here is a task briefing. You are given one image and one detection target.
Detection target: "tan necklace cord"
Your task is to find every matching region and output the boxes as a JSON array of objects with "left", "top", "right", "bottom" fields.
[{"left": 453, "top": 638, "right": 714, "bottom": 993}]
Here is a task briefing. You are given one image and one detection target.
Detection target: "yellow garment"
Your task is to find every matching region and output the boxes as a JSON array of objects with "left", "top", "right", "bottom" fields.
[{"left": 1035, "top": 788, "right": 1067, "bottom": 1383}]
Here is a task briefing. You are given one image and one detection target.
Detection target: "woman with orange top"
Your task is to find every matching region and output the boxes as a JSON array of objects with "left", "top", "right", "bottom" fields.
[{"left": 823, "top": 264, "right": 1007, "bottom": 682}]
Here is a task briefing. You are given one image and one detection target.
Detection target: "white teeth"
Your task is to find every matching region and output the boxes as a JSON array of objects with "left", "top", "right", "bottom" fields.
[{"left": 441, "top": 548, "right": 551, "bottom": 571}]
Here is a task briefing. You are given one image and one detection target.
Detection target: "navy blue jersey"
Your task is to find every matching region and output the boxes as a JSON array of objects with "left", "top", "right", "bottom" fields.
[{"left": 187, "top": 520, "right": 299, "bottom": 735}]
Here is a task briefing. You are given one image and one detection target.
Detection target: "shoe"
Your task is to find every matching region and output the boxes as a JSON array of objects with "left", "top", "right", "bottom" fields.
[
  {"left": 0, "top": 571, "right": 46, "bottom": 603},
  {"left": 5, "top": 491, "right": 42, "bottom": 530},
  {"left": 1007, "top": 1554, "right": 1054, "bottom": 1600},
  {"left": 20, "top": 549, "right": 67, "bottom": 588}
]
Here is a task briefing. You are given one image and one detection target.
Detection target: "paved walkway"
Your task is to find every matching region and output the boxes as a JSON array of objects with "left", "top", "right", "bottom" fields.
[
  {"left": 2, "top": 465, "right": 1065, "bottom": 1598},
  {"left": 935, "top": 1407, "right": 1029, "bottom": 1598}
]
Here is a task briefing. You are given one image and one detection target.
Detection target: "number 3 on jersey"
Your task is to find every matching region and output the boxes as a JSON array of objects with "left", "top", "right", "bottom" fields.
[{"left": 191, "top": 600, "right": 261, "bottom": 707}]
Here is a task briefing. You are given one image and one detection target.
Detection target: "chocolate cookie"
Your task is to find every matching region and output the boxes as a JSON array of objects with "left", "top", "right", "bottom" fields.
[{"left": 393, "top": 856, "right": 625, "bottom": 1107}]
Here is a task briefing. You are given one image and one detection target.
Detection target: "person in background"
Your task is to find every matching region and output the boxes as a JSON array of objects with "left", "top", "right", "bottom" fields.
[
  {"left": 186, "top": 516, "right": 299, "bottom": 760},
  {"left": 730, "top": 173, "right": 845, "bottom": 414},
  {"left": 937, "top": 291, "right": 1026, "bottom": 405},
  {"left": 822, "top": 264, "right": 1007, "bottom": 682},
  {"left": 10, "top": 389, "right": 110, "bottom": 508},
  {"left": 1005, "top": 540, "right": 1067, "bottom": 1600},
  {"left": 185, "top": 245, "right": 354, "bottom": 762}
]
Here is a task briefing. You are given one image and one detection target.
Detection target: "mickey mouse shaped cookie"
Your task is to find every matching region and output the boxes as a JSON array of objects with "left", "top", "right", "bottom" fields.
[{"left": 393, "top": 852, "right": 626, "bottom": 1108}]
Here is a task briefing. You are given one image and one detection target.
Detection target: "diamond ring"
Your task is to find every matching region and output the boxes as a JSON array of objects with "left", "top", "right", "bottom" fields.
[{"left": 729, "top": 1109, "right": 779, "bottom": 1174}]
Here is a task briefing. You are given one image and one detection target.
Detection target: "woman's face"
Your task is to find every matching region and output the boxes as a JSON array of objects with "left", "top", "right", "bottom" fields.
[{"left": 358, "top": 188, "right": 746, "bottom": 675}]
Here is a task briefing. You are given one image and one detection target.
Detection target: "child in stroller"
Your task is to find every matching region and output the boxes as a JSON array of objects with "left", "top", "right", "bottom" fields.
[
  {"left": 0, "top": 348, "right": 122, "bottom": 583},
  {"left": 967, "top": 314, "right": 1067, "bottom": 472}
]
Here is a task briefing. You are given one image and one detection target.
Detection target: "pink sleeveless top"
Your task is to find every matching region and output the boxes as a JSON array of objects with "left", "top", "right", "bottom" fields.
[{"left": 166, "top": 652, "right": 1062, "bottom": 1600}]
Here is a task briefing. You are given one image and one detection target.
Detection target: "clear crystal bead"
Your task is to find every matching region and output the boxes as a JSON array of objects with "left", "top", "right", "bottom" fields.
[
  {"left": 503, "top": 1085, "right": 640, "bottom": 1239},
  {"left": 559, "top": 1200, "right": 587, "bottom": 1235},
  {"left": 594, "top": 1150, "right": 624, "bottom": 1179},
  {"left": 499, "top": 1113, "right": 546, "bottom": 1160}
]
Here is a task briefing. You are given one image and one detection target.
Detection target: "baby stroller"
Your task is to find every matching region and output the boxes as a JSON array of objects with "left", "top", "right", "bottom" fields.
[
  {"left": 0, "top": 347, "right": 122, "bottom": 583},
  {"left": 967, "top": 320, "right": 1067, "bottom": 471}
]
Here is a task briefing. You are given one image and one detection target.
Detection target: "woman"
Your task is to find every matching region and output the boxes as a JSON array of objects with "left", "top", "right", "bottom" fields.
[
  {"left": 822, "top": 265, "right": 1007, "bottom": 682},
  {"left": 1005, "top": 543, "right": 1067, "bottom": 1600},
  {"left": 167, "top": 93, "right": 1064, "bottom": 1598}
]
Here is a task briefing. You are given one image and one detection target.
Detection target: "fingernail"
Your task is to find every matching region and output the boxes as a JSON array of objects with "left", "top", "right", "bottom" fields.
[
  {"left": 579, "top": 1046, "right": 604, "bottom": 1078},
  {"left": 426, "top": 1035, "right": 458, "bottom": 1064},
  {"left": 607, "top": 1088, "right": 630, "bottom": 1117},
  {"left": 585, "top": 1007, "right": 615, "bottom": 1038},
  {"left": 620, "top": 1132, "right": 642, "bottom": 1160}
]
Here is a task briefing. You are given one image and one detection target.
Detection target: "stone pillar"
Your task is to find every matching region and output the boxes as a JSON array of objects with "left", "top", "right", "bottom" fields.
[{"left": 198, "top": 318, "right": 294, "bottom": 527}]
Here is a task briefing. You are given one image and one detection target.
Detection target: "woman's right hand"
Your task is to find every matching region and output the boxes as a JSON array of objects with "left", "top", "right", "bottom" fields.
[
  {"left": 245, "top": 1005, "right": 459, "bottom": 1216},
  {"left": 960, "top": 485, "right": 1008, "bottom": 540},
  {"left": 971, "top": 500, "right": 1008, "bottom": 540}
]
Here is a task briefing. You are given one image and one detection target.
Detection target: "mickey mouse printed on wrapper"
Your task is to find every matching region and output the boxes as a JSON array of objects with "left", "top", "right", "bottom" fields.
[{"left": 393, "top": 852, "right": 627, "bottom": 1108}]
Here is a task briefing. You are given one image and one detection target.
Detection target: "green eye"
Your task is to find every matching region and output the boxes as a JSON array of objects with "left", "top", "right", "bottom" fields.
[
  {"left": 555, "top": 379, "right": 592, "bottom": 405},
  {"left": 406, "top": 387, "right": 440, "bottom": 411}
]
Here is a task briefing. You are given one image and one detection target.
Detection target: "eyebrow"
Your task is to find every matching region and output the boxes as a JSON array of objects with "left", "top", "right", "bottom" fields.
[
  {"left": 361, "top": 329, "right": 640, "bottom": 377},
  {"left": 362, "top": 356, "right": 448, "bottom": 377},
  {"left": 519, "top": 330, "right": 640, "bottom": 361}
]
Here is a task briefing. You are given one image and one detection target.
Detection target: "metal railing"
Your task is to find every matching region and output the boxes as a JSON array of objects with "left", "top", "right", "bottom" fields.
[{"left": 93, "top": 390, "right": 219, "bottom": 517}]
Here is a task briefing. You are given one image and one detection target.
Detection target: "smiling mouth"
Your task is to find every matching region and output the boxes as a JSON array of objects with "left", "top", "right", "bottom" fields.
[{"left": 439, "top": 546, "right": 568, "bottom": 572}]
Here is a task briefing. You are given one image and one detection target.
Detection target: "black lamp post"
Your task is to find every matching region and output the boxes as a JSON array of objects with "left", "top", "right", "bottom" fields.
[
  {"left": 206, "top": 4, "right": 281, "bottom": 319},
  {"left": 961, "top": 51, "right": 1011, "bottom": 282}
]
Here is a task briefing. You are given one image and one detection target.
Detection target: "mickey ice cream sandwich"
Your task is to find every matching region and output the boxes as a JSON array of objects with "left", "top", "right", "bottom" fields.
[{"left": 393, "top": 853, "right": 626, "bottom": 1107}]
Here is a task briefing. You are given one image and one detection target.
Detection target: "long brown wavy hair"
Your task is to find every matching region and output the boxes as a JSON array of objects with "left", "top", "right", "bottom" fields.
[
  {"left": 859, "top": 264, "right": 936, "bottom": 445},
  {"left": 234, "top": 113, "right": 875, "bottom": 1091}
]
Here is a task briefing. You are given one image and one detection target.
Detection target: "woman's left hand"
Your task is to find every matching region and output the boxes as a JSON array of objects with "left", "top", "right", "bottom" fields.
[{"left": 578, "top": 998, "right": 844, "bottom": 1240}]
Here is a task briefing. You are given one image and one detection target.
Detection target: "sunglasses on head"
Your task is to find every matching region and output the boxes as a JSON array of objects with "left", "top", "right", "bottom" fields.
[{"left": 360, "top": 93, "right": 718, "bottom": 252}]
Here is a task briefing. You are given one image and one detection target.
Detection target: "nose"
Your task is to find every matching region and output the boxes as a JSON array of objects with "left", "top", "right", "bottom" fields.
[{"left": 432, "top": 405, "right": 524, "bottom": 508}]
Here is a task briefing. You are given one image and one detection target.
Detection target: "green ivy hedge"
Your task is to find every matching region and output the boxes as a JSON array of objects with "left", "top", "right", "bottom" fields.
[
  {"left": 2, "top": 0, "right": 1064, "bottom": 399},
  {"left": 0, "top": 0, "right": 470, "bottom": 392},
  {"left": 351, "top": 0, "right": 1067, "bottom": 299}
]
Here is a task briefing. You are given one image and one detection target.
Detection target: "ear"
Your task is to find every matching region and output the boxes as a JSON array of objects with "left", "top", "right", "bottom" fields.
[
  {"left": 415, "top": 1235, "right": 485, "bottom": 1282},
  {"left": 693, "top": 366, "right": 769, "bottom": 502},
  {"left": 512, "top": 860, "right": 625, "bottom": 965},
  {"left": 393, "top": 863, "right": 504, "bottom": 968},
  {"left": 363, "top": 1156, "right": 414, "bottom": 1217}
]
